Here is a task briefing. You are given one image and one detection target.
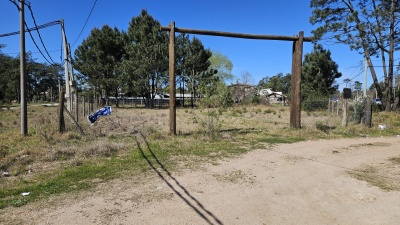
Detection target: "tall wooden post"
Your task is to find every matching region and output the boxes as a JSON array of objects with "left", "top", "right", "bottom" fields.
[
  {"left": 58, "top": 91, "right": 65, "bottom": 133},
  {"left": 83, "top": 96, "right": 86, "bottom": 117},
  {"left": 290, "top": 31, "right": 304, "bottom": 128},
  {"left": 61, "top": 20, "right": 71, "bottom": 112},
  {"left": 342, "top": 99, "right": 348, "bottom": 127},
  {"left": 160, "top": 25, "right": 312, "bottom": 132},
  {"left": 364, "top": 97, "right": 372, "bottom": 127},
  {"left": 168, "top": 21, "right": 176, "bottom": 135},
  {"left": 20, "top": 0, "right": 27, "bottom": 135}
]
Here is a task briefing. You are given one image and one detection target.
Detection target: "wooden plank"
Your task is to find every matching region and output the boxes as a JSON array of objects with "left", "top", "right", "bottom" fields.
[{"left": 161, "top": 26, "right": 312, "bottom": 42}]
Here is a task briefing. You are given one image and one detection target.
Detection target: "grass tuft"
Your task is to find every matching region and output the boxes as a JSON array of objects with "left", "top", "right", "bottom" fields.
[{"left": 1, "top": 105, "right": 400, "bottom": 209}]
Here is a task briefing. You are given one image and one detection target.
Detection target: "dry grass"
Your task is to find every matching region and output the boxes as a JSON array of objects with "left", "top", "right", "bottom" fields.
[
  {"left": 348, "top": 162, "right": 400, "bottom": 191},
  {"left": 213, "top": 169, "right": 255, "bottom": 185},
  {"left": 1, "top": 104, "right": 400, "bottom": 208},
  {"left": 1, "top": 104, "right": 398, "bottom": 178}
]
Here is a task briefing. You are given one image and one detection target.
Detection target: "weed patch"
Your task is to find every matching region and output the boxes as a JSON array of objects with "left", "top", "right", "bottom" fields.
[{"left": 1, "top": 106, "right": 399, "bottom": 209}]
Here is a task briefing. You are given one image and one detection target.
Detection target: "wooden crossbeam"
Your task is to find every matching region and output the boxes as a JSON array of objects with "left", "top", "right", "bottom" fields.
[{"left": 161, "top": 23, "right": 312, "bottom": 134}]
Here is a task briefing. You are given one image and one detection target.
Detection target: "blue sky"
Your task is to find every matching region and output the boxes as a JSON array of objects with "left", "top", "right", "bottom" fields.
[{"left": 0, "top": 0, "right": 374, "bottom": 90}]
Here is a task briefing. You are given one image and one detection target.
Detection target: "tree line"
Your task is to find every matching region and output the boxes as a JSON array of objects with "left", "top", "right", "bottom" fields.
[
  {"left": 73, "top": 9, "right": 233, "bottom": 108},
  {"left": 2, "top": 1, "right": 400, "bottom": 111},
  {"left": 0, "top": 45, "right": 64, "bottom": 104},
  {"left": 257, "top": 44, "right": 342, "bottom": 103},
  {"left": 310, "top": 0, "right": 400, "bottom": 111},
  {"left": 0, "top": 10, "right": 235, "bottom": 108}
]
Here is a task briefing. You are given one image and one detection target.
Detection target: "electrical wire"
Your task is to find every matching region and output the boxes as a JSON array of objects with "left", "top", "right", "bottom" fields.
[
  {"left": 1, "top": 20, "right": 62, "bottom": 66},
  {"left": 336, "top": 62, "right": 365, "bottom": 87},
  {"left": 23, "top": 21, "right": 53, "bottom": 65},
  {"left": 7, "top": 0, "right": 30, "bottom": 7},
  {"left": 26, "top": 4, "right": 58, "bottom": 64},
  {"left": 5, "top": 0, "right": 62, "bottom": 66},
  {"left": 0, "top": 20, "right": 61, "bottom": 38},
  {"left": 71, "top": 0, "right": 98, "bottom": 47}
]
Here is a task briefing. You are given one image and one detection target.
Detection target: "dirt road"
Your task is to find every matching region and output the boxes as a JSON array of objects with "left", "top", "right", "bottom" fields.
[{"left": 2, "top": 136, "right": 400, "bottom": 225}]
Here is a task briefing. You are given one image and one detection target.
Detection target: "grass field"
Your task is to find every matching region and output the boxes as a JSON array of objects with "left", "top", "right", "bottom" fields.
[{"left": 1, "top": 104, "right": 399, "bottom": 209}]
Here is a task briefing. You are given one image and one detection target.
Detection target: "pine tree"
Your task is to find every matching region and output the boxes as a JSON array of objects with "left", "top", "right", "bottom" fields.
[{"left": 301, "top": 44, "right": 342, "bottom": 99}]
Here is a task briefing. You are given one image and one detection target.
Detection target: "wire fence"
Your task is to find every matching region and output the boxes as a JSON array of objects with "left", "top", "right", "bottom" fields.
[
  {"left": 305, "top": 98, "right": 377, "bottom": 125},
  {"left": 66, "top": 96, "right": 202, "bottom": 118}
]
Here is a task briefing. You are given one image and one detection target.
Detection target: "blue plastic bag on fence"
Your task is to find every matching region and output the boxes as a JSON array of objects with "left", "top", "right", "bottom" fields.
[{"left": 87, "top": 106, "right": 112, "bottom": 124}]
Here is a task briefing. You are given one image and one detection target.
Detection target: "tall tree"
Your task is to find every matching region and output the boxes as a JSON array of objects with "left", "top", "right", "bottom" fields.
[
  {"left": 260, "top": 73, "right": 292, "bottom": 95},
  {"left": 120, "top": 9, "right": 168, "bottom": 106},
  {"left": 301, "top": 44, "right": 342, "bottom": 99},
  {"left": 240, "top": 71, "right": 253, "bottom": 85},
  {"left": 393, "top": 72, "right": 400, "bottom": 109},
  {"left": 343, "top": 78, "right": 352, "bottom": 88},
  {"left": 183, "top": 36, "right": 212, "bottom": 107},
  {"left": 354, "top": 80, "right": 363, "bottom": 91},
  {"left": 74, "top": 25, "right": 125, "bottom": 106},
  {"left": 175, "top": 33, "right": 190, "bottom": 105},
  {"left": 209, "top": 51, "right": 234, "bottom": 81},
  {"left": 257, "top": 76, "right": 270, "bottom": 89},
  {"left": 196, "top": 51, "right": 234, "bottom": 108},
  {"left": 310, "top": 0, "right": 400, "bottom": 111},
  {"left": 0, "top": 48, "right": 19, "bottom": 103},
  {"left": 354, "top": 80, "right": 363, "bottom": 99},
  {"left": 0, "top": 49, "right": 63, "bottom": 103}
]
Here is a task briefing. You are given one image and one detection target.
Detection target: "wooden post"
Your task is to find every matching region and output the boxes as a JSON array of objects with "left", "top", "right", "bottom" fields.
[
  {"left": 168, "top": 21, "right": 176, "bottom": 135},
  {"left": 365, "top": 98, "right": 372, "bottom": 127},
  {"left": 328, "top": 99, "right": 331, "bottom": 112},
  {"left": 160, "top": 25, "right": 312, "bottom": 132},
  {"left": 337, "top": 100, "right": 339, "bottom": 115},
  {"left": 75, "top": 94, "right": 79, "bottom": 122},
  {"left": 88, "top": 96, "right": 91, "bottom": 115},
  {"left": 342, "top": 99, "right": 348, "bottom": 127},
  {"left": 83, "top": 96, "right": 86, "bottom": 117},
  {"left": 20, "top": 0, "right": 28, "bottom": 136},
  {"left": 290, "top": 31, "right": 304, "bottom": 128},
  {"left": 58, "top": 91, "right": 65, "bottom": 133}
]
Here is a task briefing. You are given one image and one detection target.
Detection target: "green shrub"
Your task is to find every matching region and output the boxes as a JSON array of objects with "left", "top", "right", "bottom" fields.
[{"left": 349, "top": 102, "right": 364, "bottom": 124}]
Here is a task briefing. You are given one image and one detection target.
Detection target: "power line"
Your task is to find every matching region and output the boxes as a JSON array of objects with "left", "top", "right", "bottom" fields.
[
  {"left": 23, "top": 21, "right": 53, "bottom": 65},
  {"left": 5, "top": 1, "right": 49, "bottom": 63},
  {"left": 71, "top": 0, "right": 98, "bottom": 47},
  {"left": 336, "top": 61, "right": 365, "bottom": 87},
  {"left": 7, "top": 0, "right": 30, "bottom": 6},
  {"left": 6, "top": 0, "right": 61, "bottom": 66},
  {"left": 0, "top": 20, "right": 61, "bottom": 38},
  {"left": 25, "top": 4, "right": 58, "bottom": 64},
  {"left": 1, "top": 20, "right": 61, "bottom": 65}
]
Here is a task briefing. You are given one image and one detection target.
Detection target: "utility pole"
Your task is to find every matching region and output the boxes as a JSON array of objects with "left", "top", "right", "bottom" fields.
[
  {"left": 364, "top": 57, "right": 368, "bottom": 97},
  {"left": 20, "top": 0, "right": 27, "bottom": 135},
  {"left": 61, "top": 20, "right": 71, "bottom": 112},
  {"left": 168, "top": 21, "right": 176, "bottom": 135},
  {"left": 68, "top": 43, "right": 78, "bottom": 122}
]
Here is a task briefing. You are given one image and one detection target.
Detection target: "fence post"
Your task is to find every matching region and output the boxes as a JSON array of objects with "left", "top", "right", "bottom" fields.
[
  {"left": 83, "top": 96, "right": 86, "bottom": 117},
  {"left": 75, "top": 94, "right": 79, "bottom": 122},
  {"left": 364, "top": 98, "right": 372, "bottom": 127},
  {"left": 168, "top": 21, "right": 177, "bottom": 134},
  {"left": 58, "top": 91, "right": 65, "bottom": 133},
  {"left": 328, "top": 99, "right": 331, "bottom": 112},
  {"left": 290, "top": 31, "right": 304, "bottom": 128},
  {"left": 336, "top": 101, "right": 339, "bottom": 115},
  {"left": 342, "top": 99, "right": 348, "bottom": 126}
]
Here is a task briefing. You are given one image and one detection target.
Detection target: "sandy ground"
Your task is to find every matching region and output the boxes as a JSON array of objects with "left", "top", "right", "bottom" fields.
[{"left": 2, "top": 136, "right": 400, "bottom": 225}]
